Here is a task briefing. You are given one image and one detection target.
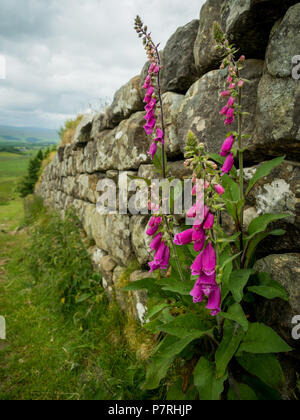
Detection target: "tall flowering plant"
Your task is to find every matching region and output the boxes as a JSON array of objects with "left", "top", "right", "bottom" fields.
[{"left": 125, "top": 18, "right": 293, "bottom": 400}]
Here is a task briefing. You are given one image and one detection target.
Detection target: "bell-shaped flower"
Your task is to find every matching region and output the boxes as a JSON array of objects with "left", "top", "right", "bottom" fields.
[
  {"left": 174, "top": 229, "right": 194, "bottom": 246},
  {"left": 203, "top": 213, "right": 215, "bottom": 230},
  {"left": 221, "top": 153, "right": 234, "bottom": 175},
  {"left": 150, "top": 233, "right": 163, "bottom": 251}
]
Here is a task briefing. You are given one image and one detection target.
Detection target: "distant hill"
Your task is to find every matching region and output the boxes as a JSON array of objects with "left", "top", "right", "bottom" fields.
[{"left": 0, "top": 126, "right": 60, "bottom": 146}]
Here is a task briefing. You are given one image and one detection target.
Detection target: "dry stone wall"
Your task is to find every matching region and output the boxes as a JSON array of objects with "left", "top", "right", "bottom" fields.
[{"left": 37, "top": 0, "right": 300, "bottom": 332}]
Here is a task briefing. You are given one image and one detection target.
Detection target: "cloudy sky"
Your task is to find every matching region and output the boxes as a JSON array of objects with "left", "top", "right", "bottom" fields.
[{"left": 0, "top": 0, "right": 205, "bottom": 130}]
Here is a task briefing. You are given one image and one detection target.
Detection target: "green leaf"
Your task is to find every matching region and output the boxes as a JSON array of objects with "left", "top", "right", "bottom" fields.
[
  {"left": 238, "top": 323, "right": 292, "bottom": 354},
  {"left": 222, "top": 174, "right": 240, "bottom": 202},
  {"left": 217, "top": 232, "right": 241, "bottom": 244},
  {"left": 221, "top": 303, "right": 249, "bottom": 331},
  {"left": 246, "top": 157, "right": 285, "bottom": 195},
  {"left": 247, "top": 213, "right": 290, "bottom": 239},
  {"left": 144, "top": 318, "right": 164, "bottom": 334},
  {"left": 194, "top": 357, "right": 227, "bottom": 401},
  {"left": 158, "top": 313, "right": 207, "bottom": 338},
  {"left": 248, "top": 272, "right": 289, "bottom": 301},
  {"left": 76, "top": 293, "right": 92, "bottom": 303},
  {"left": 220, "top": 252, "right": 242, "bottom": 271},
  {"left": 215, "top": 320, "right": 245, "bottom": 378},
  {"left": 153, "top": 145, "right": 167, "bottom": 174},
  {"left": 236, "top": 354, "right": 285, "bottom": 390},
  {"left": 244, "top": 230, "right": 286, "bottom": 268},
  {"left": 144, "top": 332, "right": 206, "bottom": 390},
  {"left": 123, "top": 278, "right": 160, "bottom": 297},
  {"left": 228, "top": 383, "right": 258, "bottom": 400},
  {"left": 229, "top": 269, "right": 255, "bottom": 303},
  {"left": 146, "top": 303, "right": 170, "bottom": 320},
  {"left": 157, "top": 278, "right": 195, "bottom": 296}
]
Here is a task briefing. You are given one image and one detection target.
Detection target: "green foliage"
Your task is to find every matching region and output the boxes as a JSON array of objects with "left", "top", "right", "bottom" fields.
[
  {"left": 215, "top": 320, "right": 245, "bottom": 378},
  {"left": 246, "top": 157, "right": 285, "bottom": 195},
  {"left": 194, "top": 357, "right": 227, "bottom": 401},
  {"left": 0, "top": 197, "right": 159, "bottom": 400},
  {"left": 228, "top": 383, "right": 258, "bottom": 401},
  {"left": 247, "top": 272, "right": 289, "bottom": 301},
  {"left": 17, "top": 149, "right": 44, "bottom": 198},
  {"left": 238, "top": 323, "right": 292, "bottom": 355},
  {"left": 26, "top": 202, "right": 100, "bottom": 311},
  {"left": 236, "top": 354, "right": 284, "bottom": 391}
]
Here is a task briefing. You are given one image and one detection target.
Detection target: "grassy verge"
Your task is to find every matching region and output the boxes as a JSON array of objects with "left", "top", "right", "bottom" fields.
[
  {"left": 0, "top": 152, "right": 31, "bottom": 206},
  {"left": 0, "top": 197, "right": 158, "bottom": 400}
]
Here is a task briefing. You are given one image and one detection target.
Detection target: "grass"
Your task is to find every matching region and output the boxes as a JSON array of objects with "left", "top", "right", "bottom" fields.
[
  {"left": 0, "top": 152, "right": 31, "bottom": 206},
  {"left": 0, "top": 196, "right": 158, "bottom": 400},
  {"left": 0, "top": 154, "right": 160, "bottom": 401},
  {"left": 58, "top": 115, "right": 83, "bottom": 146},
  {"left": 0, "top": 152, "right": 31, "bottom": 179}
]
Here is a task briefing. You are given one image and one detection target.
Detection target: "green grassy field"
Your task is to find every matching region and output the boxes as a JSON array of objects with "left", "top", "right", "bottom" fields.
[{"left": 0, "top": 152, "right": 31, "bottom": 206}]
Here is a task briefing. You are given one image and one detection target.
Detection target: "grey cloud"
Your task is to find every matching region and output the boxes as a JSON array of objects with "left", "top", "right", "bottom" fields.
[{"left": 0, "top": 0, "right": 204, "bottom": 129}]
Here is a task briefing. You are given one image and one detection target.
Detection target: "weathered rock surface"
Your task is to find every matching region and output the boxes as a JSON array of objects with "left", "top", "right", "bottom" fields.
[
  {"left": 266, "top": 4, "right": 300, "bottom": 78},
  {"left": 162, "top": 92, "right": 185, "bottom": 157},
  {"left": 254, "top": 253, "right": 300, "bottom": 352},
  {"left": 85, "top": 112, "right": 152, "bottom": 173},
  {"left": 161, "top": 20, "right": 199, "bottom": 94},
  {"left": 194, "top": 0, "right": 225, "bottom": 76},
  {"left": 138, "top": 161, "right": 192, "bottom": 180},
  {"left": 90, "top": 211, "right": 133, "bottom": 266},
  {"left": 177, "top": 60, "right": 264, "bottom": 157},
  {"left": 221, "top": 0, "right": 299, "bottom": 59},
  {"left": 247, "top": 161, "right": 300, "bottom": 254},
  {"left": 129, "top": 271, "right": 150, "bottom": 324},
  {"left": 223, "top": 161, "right": 300, "bottom": 254},
  {"left": 130, "top": 216, "right": 152, "bottom": 266},
  {"left": 251, "top": 5, "right": 300, "bottom": 160},
  {"left": 74, "top": 114, "right": 94, "bottom": 144},
  {"left": 253, "top": 74, "right": 300, "bottom": 160},
  {"left": 105, "top": 76, "right": 144, "bottom": 127}
]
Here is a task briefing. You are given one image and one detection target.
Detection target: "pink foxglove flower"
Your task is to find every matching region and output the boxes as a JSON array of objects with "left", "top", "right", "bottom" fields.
[
  {"left": 203, "top": 213, "right": 215, "bottom": 230},
  {"left": 191, "top": 243, "right": 216, "bottom": 277},
  {"left": 206, "top": 286, "right": 221, "bottom": 316},
  {"left": 150, "top": 232, "right": 163, "bottom": 251},
  {"left": 220, "top": 106, "right": 229, "bottom": 116},
  {"left": 148, "top": 142, "right": 157, "bottom": 159},
  {"left": 238, "top": 80, "right": 244, "bottom": 88},
  {"left": 224, "top": 116, "right": 234, "bottom": 126},
  {"left": 221, "top": 90, "right": 231, "bottom": 97},
  {"left": 145, "top": 98, "right": 157, "bottom": 112},
  {"left": 149, "top": 261, "right": 160, "bottom": 272},
  {"left": 226, "top": 107, "right": 234, "bottom": 119},
  {"left": 190, "top": 273, "right": 221, "bottom": 316},
  {"left": 214, "top": 184, "right": 225, "bottom": 196},
  {"left": 221, "top": 153, "right": 234, "bottom": 175},
  {"left": 154, "top": 127, "right": 164, "bottom": 144},
  {"left": 227, "top": 97, "right": 235, "bottom": 107},
  {"left": 149, "top": 241, "right": 170, "bottom": 272},
  {"left": 146, "top": 216, "right": 162, "bottom": 236},
  {"left": 160, "top": 246, "right": 170, "bottom": 270},
  {"left": 220, "top": 134, "right": 234, "bottom": 157},
  {"left": 174, "top": 229, "right": 194, "bottom": 245}
]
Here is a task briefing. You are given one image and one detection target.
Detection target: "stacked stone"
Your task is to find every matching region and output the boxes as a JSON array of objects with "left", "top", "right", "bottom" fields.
[{"left": 36, "top": 1, "right": 300, "bottom": 338}]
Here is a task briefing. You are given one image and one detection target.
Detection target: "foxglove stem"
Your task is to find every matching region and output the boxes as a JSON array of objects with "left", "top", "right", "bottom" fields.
[
  {"left": 139, "top": 25, "right": 184, "bottom": 282},
  {"left": 237, "top": 84, "right": 244, "bottom": 262}
]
